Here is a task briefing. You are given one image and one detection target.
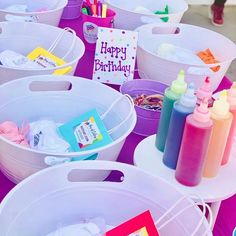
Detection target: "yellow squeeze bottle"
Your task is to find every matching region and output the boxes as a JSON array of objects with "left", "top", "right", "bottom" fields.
[{"left": 203, "top": 90, "right": 233, "bottom": 178}]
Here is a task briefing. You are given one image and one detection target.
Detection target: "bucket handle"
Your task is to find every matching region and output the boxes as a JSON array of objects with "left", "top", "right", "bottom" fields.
[
  {"left": 48, "top": 27, "right": 77, "bottom": 60},
  {"left": 12, "top": 76, "right": 88, "bottom": 95},
  {"left": 41, "top": 160, "right": 149, "bottom": 185},
  {"left": 155, "top": 194, "right": 213, "bottom": 236},
  {"left": 101, "top": 94, "right": 135, "bottom": 135}
]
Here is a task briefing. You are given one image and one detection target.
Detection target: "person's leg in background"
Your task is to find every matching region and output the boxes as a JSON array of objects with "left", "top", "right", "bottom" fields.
[{"left": 210, "top": 0, "right": 227, "bottom": 26}]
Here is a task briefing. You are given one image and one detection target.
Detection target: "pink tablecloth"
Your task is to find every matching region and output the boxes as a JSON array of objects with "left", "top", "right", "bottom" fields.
[{"left": 0, "top": 17, "right": 235, "bottom": 236}]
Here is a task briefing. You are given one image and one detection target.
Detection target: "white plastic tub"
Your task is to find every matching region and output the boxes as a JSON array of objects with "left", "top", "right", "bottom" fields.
[
  {"left": 0, "top": 22, "right": 85, "bottom": 85},
  {"left": 0, "top": 0, "right": 68, "bottom": 26},
  {"left": 0, "top": 161, "right": 212, "bottom": 236},
  {"left": 105, "top": 0, "right": 188, "bottom": 30},
  {"left": 136, "top": 23, "right": 236, "bottom": 90},
  {"left": 0, "top": 75, "right": 136, "bottom": 183}
]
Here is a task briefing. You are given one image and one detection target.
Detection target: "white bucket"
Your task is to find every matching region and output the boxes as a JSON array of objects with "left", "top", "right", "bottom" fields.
[
  {"left": 0, "top": 22, "right": 85, "bottom": 85},
  {"left": 0, "top": 75, "right": 136, "bottom": 183},
  {"left": 136, "top": 23, "right": 236, "bottom": 90},
  {"left": 0, "top": 0, "right": 68, "bottom": 26},
  {"left": 0, "top": 161, "right": 212, "bottom": 236},
  {"left": 105, "top": 0, "right": 188, "bottom": 30}
]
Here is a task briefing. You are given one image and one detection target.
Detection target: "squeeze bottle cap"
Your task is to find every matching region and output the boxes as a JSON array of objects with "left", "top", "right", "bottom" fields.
[
  {"left": 212, "top": 90, "right": 230, "bottom": 117},
  {"left": 193, "top": 98, "right": 211, "bottom": 123},
  {"left": 197, "top": 76, "right": 213, "bottom": 100},
  {"left": 180, "top": 83, "right": 197, "bottom": 108},
  {"left": 170, "top": 70, "right": 187, "bottom": 95},
  {"left": 228, "top": 82, "right": 236, "bottom": 107}
]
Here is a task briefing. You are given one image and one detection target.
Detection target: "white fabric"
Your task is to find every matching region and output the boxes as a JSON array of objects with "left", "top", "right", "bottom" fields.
[
  {"left": 133, "top": 6, "right": 153, "bottom": 14},
  {"left": 29, "top": 120, "right": 70, "bottom": 153},
  {"left": 0, "top": 50, "right": 40, "bottom": 69}
]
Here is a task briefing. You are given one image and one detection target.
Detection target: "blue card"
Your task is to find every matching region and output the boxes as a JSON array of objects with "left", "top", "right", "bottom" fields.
[{"left": 59, "top": 109, "right": 112, "bottom": 152}]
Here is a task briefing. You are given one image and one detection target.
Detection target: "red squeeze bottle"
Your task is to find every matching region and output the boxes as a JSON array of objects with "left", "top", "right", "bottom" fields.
[{"left": 175, "top": 99, "right": 213, "bottom": 186}]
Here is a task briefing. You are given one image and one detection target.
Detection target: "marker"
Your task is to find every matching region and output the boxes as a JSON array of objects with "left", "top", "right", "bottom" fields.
[
  {"left": 82, "top": 7, "right": 88, "bottom": 15},
  {"left": 97, "top": 1, "right": 102, "bottom": 17},
  {"left": 94, "top": 0, "right": 98, "bottom": 5},
  {"left": 102, "top": 3, "right": 107, "bottom": 18},
  {"left": 91, "top": 4, "right": 97, "bottom": 16},
  {"left": 86, "top": 0, "right": 92, "bottom": 6},
  {"left": 86, "top": 5, "right": 92, "bottom": 15}
]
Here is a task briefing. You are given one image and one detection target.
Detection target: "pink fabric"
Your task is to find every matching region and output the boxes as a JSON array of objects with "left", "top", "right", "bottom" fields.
[
  {"left": 0, "top": 121, "right": 29, "bottom": 147},
  {"left": 0, "top": 17, "right": 235, "bottom": 236}
]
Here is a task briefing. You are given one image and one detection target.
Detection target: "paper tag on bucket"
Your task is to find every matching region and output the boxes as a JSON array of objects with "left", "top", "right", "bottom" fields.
[
  {"left": 83, "top": 22, "right": 98, "bottom": 44},
  {"left": 92, "top": 27, "right": 138, "bottom": 85},
  {"left": 106, "top": 211, "right": 159, "bottom": 236},
  {"left": 27, "top": 47, "right": 72, "bottom": 75},
  {"left": 58, "top": 109, "right": 112, "bottom": 152}
]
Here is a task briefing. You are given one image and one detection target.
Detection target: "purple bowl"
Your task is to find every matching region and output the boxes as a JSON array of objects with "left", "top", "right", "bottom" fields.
[{"left": 120, "top": 79, "right": 168, "bottom": 136}]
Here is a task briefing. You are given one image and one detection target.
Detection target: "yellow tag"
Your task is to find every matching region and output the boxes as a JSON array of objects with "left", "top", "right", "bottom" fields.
[{"left": 27, "top": 47, "right": 72, "bottom": 75}]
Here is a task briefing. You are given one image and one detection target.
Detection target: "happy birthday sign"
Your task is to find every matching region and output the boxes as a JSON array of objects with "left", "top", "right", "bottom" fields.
[{"left": 92, "top": 27, "right": 138, "bottom": 85}]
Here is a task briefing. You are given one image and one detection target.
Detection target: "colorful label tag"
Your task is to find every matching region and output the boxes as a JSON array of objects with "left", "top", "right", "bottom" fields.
[
  {"left": 59, "top": 109, "right": 112, "bottom": 152},
  {"left": 83, "top": 22, "right": 98, "bottom": 44},
  {"left": 27, "top": 47, "right": 72, "bottom": 75},
  {"left": 74, "top": 116, "right": 103, "bottom": 149},
  {"left": 92, "top": 27, "right": 138, "bottom": 85},
  {"left": 106, "top": 211, "right": 159, "bottom": 236}
]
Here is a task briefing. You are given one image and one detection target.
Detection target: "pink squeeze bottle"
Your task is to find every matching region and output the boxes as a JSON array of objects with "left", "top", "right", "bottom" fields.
[
  {"left": 222, "top": 82, "right": 236, "bottom": 165},
  {"left": 175, "top": 99, "right": 213, "bottom": 186},
  {"left": 196, "top": 77, "right": 213, "bottom": 106}
]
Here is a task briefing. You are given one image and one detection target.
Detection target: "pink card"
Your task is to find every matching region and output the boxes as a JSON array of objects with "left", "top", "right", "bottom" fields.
[{"left": 106, "top": 211, "right": 160, "bottom": 236}]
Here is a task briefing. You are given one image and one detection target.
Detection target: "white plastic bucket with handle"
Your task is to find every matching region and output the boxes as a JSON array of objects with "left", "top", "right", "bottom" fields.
[
  {"left": 0, "top": 22, "right": 85, "bottom": 85},
  {"left": 136, "top": 23, "right": 236, "bottom": 90},
  {"left": 0, "top": 161, "right": 212, "bottom": 236},
  {"left": 0, "top": 75, "right": 136, "bottom": 183},
  {"left": 105, "top": 0, "right": 188, "bottom": 30},
  {"left": 0, "top": 0, "right": 68, "bottom": 26}
]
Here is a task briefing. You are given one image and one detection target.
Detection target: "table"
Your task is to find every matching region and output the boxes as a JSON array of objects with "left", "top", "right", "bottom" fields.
[
  {"left": 134, "top": 135, "right": 236, "bottom": 230},
  {"left": 0, "top": 17, "right": 235, "bottom": 236}
]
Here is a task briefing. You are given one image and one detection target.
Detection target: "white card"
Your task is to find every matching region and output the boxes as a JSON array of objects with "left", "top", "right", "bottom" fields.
[{"left": 92, "top": 27, "right": 138, "bottom": 85}]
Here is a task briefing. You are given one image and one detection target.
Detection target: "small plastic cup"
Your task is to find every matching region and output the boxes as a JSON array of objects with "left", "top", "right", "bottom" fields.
[{"left": 81, "top": 8, "right": 116, "bottom": 51}]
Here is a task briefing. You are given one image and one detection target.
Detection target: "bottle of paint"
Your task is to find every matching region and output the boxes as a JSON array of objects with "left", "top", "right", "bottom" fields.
[
  {"left": 222, "top": 82, "right": 236, "bottom": 165},
  {"left": 156, "top": 70, "right": 187, "bottom": 152},
  {"left": 196, "top": 76, "right": 213, "bottom": 106},
  {"left": 163, "top": 83, "right": 197, "bottom": 169},
  {"left": 203, "top": 90, "right": 232, "bottom": 178},
  {"left": 175, "top": 99, "right": 213, "bottom": 186}
]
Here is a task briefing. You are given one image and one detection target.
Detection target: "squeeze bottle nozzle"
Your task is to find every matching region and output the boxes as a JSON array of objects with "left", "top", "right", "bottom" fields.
[
  {"left": 193, "top": 98, "right": 210, "bottom": 123},
  {"left": 212, "top": 90, "right": 230, "bottom": 117},
  {"left": 179, "top": 83, "right": 197, "bottom": 108},
  {"left": 170, "top": 70, "right": 187, "bottom": 94},
  {"left": 228, "top": 82, "right": 236, "bottom": 107},
  {"left": 197, "top": 76, "right": 212, "bottom": 102}
]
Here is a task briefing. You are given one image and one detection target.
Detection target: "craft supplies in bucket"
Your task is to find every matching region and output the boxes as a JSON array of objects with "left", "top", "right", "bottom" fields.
[
  {"left": 81, "top": 6, "right": 116, "bottom": 51},
  {"left": 136, "top": 23, "right": 236, "bottom": 91},
  {"left": 105, "top": 0, "right": 188, "bottom": 30},
  {"left": 0, "top": 75, "right": 136, "bottom": 183},
  {"left": 61, "top": 0, "right": 83, "bottom": 19},
  {"left": 120, "top": 79, "right": 168, "bottom": 136},
  {"left": 0, "top": 161, "right": 212, "bottom": 236},
  {"left": 0, "top": 22, "right": 85, "bottom": 84},
  {"left": 0, "top": 0, "right": 68, "bottom": 26}
]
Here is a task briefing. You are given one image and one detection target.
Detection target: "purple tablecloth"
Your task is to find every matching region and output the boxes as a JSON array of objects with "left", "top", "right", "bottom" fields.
[{"left": 0, "top": 17, "right": 235, "bottom": 236}]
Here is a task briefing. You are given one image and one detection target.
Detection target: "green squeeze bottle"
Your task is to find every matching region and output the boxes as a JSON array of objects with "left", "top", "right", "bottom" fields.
[{"left": 156, "top": 70, "right": 187, "bottom": 152}]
